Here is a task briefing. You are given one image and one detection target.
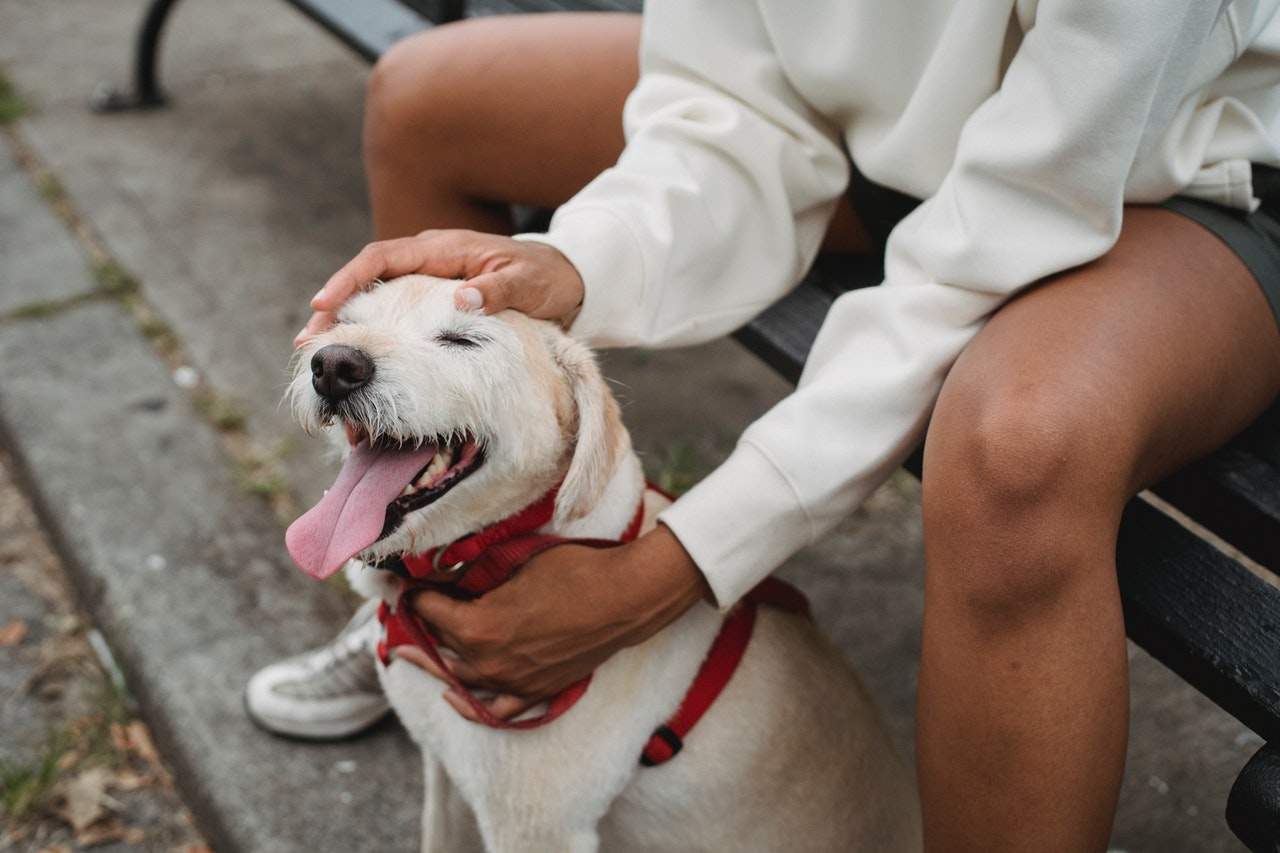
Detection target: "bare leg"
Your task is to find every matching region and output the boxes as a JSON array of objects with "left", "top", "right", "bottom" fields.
[
  {"left": 361, "top": 13, "right": 869, "bottom": 250},
  {"left": 917, "top": 207, "right": 1280, "bottom": 851}
]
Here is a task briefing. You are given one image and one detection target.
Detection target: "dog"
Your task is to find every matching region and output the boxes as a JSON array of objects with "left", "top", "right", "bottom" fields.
[{"left": 285, "top": 275, "right": 920, "bottom": 852}]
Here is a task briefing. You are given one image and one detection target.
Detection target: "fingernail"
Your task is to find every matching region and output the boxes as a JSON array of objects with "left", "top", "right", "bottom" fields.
[
  {"left": 393, "top": 645, "right": 425, "bottom": 665},
  {"left": 309, "top": 289, "right": 326, "bottom": 307},
  {"left": 456, "top": 287, "right": 483, "bottom": 310}
]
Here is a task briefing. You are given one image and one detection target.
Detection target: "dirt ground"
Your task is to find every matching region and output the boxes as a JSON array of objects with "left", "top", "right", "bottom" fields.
[{"left": 0, "top": 450, "right": 207, "bottom": 853}]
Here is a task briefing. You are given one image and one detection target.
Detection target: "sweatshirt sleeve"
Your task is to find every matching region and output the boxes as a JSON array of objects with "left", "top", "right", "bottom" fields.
[
  {"left": 515, "top": 0, "right": 851, "bottom": 347},
  {"left": 525, "top": 0, "right": 1231, "bottom": 607}
]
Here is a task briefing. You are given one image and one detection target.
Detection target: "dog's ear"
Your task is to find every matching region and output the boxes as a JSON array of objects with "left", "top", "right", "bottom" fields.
[{"left": 548, "top": 333, "right": 627, "bottom": 524}]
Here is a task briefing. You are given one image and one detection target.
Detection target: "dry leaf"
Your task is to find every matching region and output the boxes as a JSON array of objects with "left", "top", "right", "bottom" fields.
[
  {"left": 109, "top": 721, "right": 130, "bottom": 754},
  {"left": 124, "top": 720, "right": 162, "bottom": 768},
  {"left": 74, "top": 818, "right": 139, "bottom": 848},
  {"left": 36, "top": 847, "right": 71, "bottom": 853},
  {"left": 110, "top": 768, "right": 152, "bottom": 791},
  {"left": 174, "top": 847, "right": 214, "bottom": 853},
  {"left": 0, "top": 619, "right": 28, "bottom": 646},
  {"left": 58, "top": 766, "right": 111, "bottom": 831}
]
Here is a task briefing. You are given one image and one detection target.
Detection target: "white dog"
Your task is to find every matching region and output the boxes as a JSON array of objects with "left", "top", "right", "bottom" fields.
[{"left": 285, "top": 275, "right": 920, "bottom": 852}]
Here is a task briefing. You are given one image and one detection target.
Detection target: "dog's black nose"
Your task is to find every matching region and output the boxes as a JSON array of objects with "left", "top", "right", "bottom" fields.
[{"left": 311, "top": 345, "right": 374, "bottom": 402}]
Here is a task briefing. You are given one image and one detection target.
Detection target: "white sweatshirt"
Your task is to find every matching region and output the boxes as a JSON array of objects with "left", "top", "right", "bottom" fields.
[{"left": 519, "top": 0, "right": 1280, "bottom": 608}]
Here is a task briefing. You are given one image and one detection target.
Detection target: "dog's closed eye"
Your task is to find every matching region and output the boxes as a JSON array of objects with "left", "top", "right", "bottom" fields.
[{"left": 435, "top": 330, "right": 483, "bottom": 348}]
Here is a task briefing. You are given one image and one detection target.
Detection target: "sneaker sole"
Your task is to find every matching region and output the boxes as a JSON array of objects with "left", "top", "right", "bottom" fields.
[{"left": 242, "top": 690, "right": 393, "bottom": 742}]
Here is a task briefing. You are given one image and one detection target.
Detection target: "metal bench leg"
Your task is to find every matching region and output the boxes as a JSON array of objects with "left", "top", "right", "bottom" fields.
[
  {"left": 1227, "top": 742, "right": 1280, "bottom": 852},
  {"left": 92, "top": 0, "right": 184, "bottom": 112}
]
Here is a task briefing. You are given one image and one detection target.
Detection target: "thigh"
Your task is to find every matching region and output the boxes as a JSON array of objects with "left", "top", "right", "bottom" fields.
[
  {"left": 369, "top": 12, "right": 870, "bottom": 250},
  {"left": 372, "top": 13, "right": 642, "bottom": 209},
  {"left": 937, "top": 205, "right": 1280, "bottom": 497}
]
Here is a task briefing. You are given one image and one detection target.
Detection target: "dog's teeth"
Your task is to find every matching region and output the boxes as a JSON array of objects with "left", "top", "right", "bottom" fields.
[
  {"left": 400, "top": 484, "right": 415, "bottom": 497},
  {"left": 418, "top": 452, "right": 450, "bottom": 485}
]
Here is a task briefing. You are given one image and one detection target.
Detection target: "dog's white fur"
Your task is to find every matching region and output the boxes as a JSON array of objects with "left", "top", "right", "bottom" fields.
[{"left": 292, "top": 276, "right": 921, "bottom": 852}]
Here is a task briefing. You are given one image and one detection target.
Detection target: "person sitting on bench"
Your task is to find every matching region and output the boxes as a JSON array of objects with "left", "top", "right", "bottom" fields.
[{"left": 247, "top": 4, "right": 1280, "bottom": 848}]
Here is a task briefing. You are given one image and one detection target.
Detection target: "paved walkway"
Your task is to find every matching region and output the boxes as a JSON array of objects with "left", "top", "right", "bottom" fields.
[{"left": 0, "top": 1, "right": 1263, "bottom": 849}]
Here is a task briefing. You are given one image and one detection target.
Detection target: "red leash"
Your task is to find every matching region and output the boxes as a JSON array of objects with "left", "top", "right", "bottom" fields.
[{"left": 376, "top": 484, "right": 808, "bottom": 765}]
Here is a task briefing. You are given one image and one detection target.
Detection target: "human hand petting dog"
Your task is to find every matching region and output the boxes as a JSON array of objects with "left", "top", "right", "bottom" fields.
[
  {"left": 296, "top": 230, "right": 585, "bottom": 347},
  {"left": 393, "top": 525, "right": 711, "bottom": 722}
]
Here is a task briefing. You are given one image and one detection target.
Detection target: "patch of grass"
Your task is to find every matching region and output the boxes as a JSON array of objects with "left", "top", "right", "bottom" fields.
[
  {"left": 136, "top": 313, "right": 174, "bottom": 343},
  {"left": 35, "top": 171, "right": 66, "bottom": 205},
  {"left": 226, "top": 437, "right": 296, "bottom": 522},
  {"left": 0, "top": 70, "right": 28, "bottom": 125},
  {"left": 1, "top": 292, "right": 99, "bottom": 323},
  {"left": 239, "top": 469, "right": 287, "bottom": 499},
  {"left": 82, "top": 678, "right": 134, "bottom": 768},
  {"left": 0, "top": 729, "right": 71, "bottom": 822},
  {"left": 6, "top": 299, "right": 71, "bottom": 320},
  {"left": 650, "top": 441, "right": 711, "bottom": 497},
  {"left": 193, "top": 390, "right": 247, "bottom": 432},
  {"left": 91, "top": 259, "right": 140, "bottom": 298}
]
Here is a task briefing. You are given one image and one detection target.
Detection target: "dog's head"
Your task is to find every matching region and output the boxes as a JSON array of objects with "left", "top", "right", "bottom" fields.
[{"left": 284, "top": 274, "right": 629, "bottom": 579}]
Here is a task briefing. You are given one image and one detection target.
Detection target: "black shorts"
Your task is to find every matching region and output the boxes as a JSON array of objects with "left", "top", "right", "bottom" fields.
[{"left": 848, "top": 164, "right": 1280, "bottom": 330}]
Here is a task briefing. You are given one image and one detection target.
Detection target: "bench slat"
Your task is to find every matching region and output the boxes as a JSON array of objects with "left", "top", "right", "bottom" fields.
[
  {"left": 281, "top": 0, "right": 434, "bottom": 61},
  {"left": 730, "top": 254, "right": 881, "bottom": 383},
  {"left": 1153, "top": 437, "right": 1280, "bottom": 569},
  {"left": 1118, "top": 498, "right": 1280, "bottom": 742},
  {"left": 467, "top": 0, "right": 639, "bottom": 15}
]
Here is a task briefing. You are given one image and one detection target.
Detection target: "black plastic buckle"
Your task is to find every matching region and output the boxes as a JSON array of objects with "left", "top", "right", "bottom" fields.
[{"left": 640, "top": 725, "right": 683, "bottom": 766}]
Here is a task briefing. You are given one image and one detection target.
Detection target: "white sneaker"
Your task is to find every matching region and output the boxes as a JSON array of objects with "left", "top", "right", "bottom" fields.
[{"left": 244, "top": 599, "right": 390, "bottom": 740}]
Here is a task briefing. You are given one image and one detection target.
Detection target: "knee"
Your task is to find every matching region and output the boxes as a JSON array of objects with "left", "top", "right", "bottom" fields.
[
  {"left": 364, "top": 26, "right": 472, "bottom": 171},
  {"left": 922, "top": 367, "right": 1135, "bottom": 614}
]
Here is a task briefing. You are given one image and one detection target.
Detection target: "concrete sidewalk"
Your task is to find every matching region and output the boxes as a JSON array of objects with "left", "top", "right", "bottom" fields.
[{"left": 0, "top": 0, "right": 1262, "bottom": 849}]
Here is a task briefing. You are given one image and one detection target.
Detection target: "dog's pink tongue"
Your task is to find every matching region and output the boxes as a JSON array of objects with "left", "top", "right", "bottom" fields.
[{"left": 286, "top": 441, "right": 436, "bottom": 580}]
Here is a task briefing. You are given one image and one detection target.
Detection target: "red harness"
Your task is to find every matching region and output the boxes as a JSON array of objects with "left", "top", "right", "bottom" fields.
[{"left": 375, "top": 484, "right": 807, "bottom": 766}]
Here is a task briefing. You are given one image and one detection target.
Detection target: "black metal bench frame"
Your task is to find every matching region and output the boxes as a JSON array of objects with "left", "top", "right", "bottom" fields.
[{"left": 96, "top": 1, "right": 1280, "bottom": 847}]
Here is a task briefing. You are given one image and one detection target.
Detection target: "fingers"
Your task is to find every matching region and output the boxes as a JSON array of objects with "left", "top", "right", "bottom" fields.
[
  {"left": 390, "top": 644, "right": 450, "bottom": 682},
  {"left": 412, "top": 589, "right": 467, "bottom": 641},
  {"left": 294, "top": 309, "right": 337, "bottom": 348},
  {"left": 311, "top": 238, "right": 427, "bottom": 312},
  {"left": 441, "top": 687, "right": 538, "bottom": 725},
  {"left": 299, "top": 231, "right": 584, "bottom": 348},
  {"left": 483, "top": 693, "right": 539, "bottom": 721},
  {"left": 299, "top": 231, "right": 505, "bottom": 344},
  {"left": 453, "top": 271, "right": 518, "bottom": 315},
  {"left": 311, "top": 232, "right": 491, "bottom": 312},
  {"left": 393, "top": 647, "right": 537, "bottom": 724},
  {"left": 442, "top": 689, "right": 482, "bottom": 723},
  {"left": 441, "top": 689, "right": 536, "bottom": 723}
]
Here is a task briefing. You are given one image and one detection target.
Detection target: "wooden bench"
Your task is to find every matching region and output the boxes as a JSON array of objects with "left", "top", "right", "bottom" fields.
[{"left": 97, "top": 1, "right": 1280, "bottom": 847}]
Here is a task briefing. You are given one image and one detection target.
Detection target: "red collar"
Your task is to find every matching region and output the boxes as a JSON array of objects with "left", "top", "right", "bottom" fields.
[
  {"left": 374, "top": 483, "right": 808, "bottom": 767},
  {"left": 376, "top": 482, "right": 646, "bottom": 596}
]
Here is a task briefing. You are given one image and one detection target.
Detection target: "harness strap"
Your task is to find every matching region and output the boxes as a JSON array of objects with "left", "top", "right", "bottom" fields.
[
  {"left": 403, "top": 484, "right": 562, "bottom": 578},
  {"left": 377, "top": 536, "right": 610, "bottom": 729},
  {"left": 638, "top": 576, "right": 809, "bottom": 766},
  {"left": 374, "top": 483, "right": 811, "bottom": 765}
]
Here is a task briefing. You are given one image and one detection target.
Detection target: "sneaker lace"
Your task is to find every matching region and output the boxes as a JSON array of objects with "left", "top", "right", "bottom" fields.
[{"left": 274, "top": 604, "right": 383, "bottom": 699}]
